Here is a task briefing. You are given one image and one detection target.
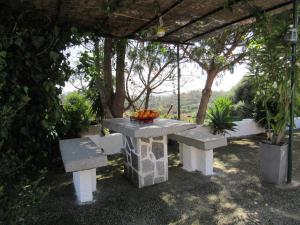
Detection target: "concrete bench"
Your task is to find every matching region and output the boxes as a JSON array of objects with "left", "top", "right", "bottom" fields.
[
  {"left": 59, "top": 134, "right": 123, "bottom": 204},
  {"left": 86, "top": 133, "right": 123, "bottom": 155},
  {"left": 169, "top": 126, "right": 227, "bottom": 175}
]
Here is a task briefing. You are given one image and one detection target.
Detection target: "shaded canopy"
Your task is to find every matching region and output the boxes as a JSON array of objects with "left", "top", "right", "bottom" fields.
[{"left": 31, "top": 0, "right": 292, "bottom": 44}]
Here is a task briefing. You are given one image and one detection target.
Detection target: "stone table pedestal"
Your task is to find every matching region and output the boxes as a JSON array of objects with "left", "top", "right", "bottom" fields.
[
  {"left": 123, "top": 135, "right": 168, "bottom": 187},
  {"left": 103, "top": 118, "right": 196, "bottom": 188}
]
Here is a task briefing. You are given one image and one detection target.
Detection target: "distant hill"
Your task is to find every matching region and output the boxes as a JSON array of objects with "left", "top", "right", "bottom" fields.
[{"left": 147, "top": 90, "right": 227, "bottom": 119}]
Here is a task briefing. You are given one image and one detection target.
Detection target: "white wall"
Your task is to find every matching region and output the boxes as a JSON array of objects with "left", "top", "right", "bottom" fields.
[
  {"left": 225, "top": 119, "right": 265, "bottom": 138},
  {"left": 225, "top": 117, "right": 300, "bottom": 138},
  {"left": 294, "top": 117, "right": 300, "bottom": 129}
]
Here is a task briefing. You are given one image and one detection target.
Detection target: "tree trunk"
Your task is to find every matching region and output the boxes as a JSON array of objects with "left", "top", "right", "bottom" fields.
[
  {"left": 112, "top": 40, "right": 127, "bottom": 117},
  {"left": 144, "top": 88, "right": 151, "bottom": 109},
  {"left": 103, "top": 38, "right": 114, "bottom": 118},
  {"left": 196, "top": 70, "right": 218, "bottom": 124},
  {"left": 93, "top": 39, "right": 106, "bottom": 120}
]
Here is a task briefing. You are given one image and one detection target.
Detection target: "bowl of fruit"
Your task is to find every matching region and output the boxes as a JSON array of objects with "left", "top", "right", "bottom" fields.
[{"left": 130, "top": 109, "right": 160, "bottom": 123}]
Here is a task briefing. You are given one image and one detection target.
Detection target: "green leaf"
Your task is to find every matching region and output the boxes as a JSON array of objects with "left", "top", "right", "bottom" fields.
[
  {"left": 32, "top": 36, "right": 45, "bottom": 49},
  {"left": 23, "top": 86, "right": 28, "bottom": 94},
  {"left": 49, "top": 51, "right": 59, "bottom": 62},
  {"left": 53, "top": 26, "right": 60, "bottom": 37},
  {"left": 70, "top": 26, "right": 78, "bottom": 34},
  {"left": 14, "top": 38, "right": 23, "bottom": 47},
  {"left": 41, "top": 120, "right": 48, "bottom": 129}
]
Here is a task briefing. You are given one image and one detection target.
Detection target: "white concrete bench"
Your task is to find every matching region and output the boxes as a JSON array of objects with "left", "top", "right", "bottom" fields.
[
  {"left": 86, "top": 133, "right": 123, "bottom": 155},
  {"left": 59, "top": 134, "right": 123, "bottom": 204},
  {"left": 169, "top": 126, "right": 227, "bottom": 175}
]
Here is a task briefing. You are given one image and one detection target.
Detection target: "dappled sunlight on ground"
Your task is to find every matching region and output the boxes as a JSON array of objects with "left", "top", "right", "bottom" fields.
[{"left": 34, "top": 134, "right": 300, "bottom": 225}]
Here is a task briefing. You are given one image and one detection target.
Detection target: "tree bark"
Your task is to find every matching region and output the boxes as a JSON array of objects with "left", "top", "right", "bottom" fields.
[
  {"left": 144, "top": 88, "right": 151, "bottom": 109},
  {"left": 112, "top": 40, "right": 127, "bottom": 117},
  {"left": 93, "top": 39, "right": 106, "bottom": 120},
  {"left": 196, "top": 70, "right": 218, "bottom": 124},
  {"left": 103, "top": 38, "right": 114, "bottom": 118}
]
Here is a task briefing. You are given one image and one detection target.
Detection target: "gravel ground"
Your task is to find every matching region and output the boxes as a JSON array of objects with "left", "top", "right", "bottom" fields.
[{"left": 34, "top": 134, "right": 300, "bottom": 225}]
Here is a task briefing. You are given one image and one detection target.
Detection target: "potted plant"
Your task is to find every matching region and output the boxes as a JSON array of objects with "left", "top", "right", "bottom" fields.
[
  {"left": 248, "top": 13, "right": 296, "bottom": 184},
  {"left": 257, "top": 99, "right": 289, "bottom": 184}
]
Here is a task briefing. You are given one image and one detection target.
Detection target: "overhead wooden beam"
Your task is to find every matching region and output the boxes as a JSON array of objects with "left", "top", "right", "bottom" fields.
[
  {"left": 125, "top": 0, "right": 185, "bottom": 38},
  {"left": 157, "top": 0, "right": 244, "bottom": 41},
  {"left": 183, "top": 0, "right": 293, "bottom": 43},
  {"left": 55, "top": 0, "right": 62, "bottom": 22},
  {"left": 89, "top": 28, "right": 193, "bottom": 45}
]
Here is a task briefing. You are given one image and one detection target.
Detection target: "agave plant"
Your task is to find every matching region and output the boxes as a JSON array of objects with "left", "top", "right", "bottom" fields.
[{"left": 206, "top": 97, "right": 237, "bottom": 135}]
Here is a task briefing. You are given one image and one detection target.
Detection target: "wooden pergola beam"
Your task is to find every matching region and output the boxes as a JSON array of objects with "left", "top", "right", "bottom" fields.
[
  {"left": 183, "top": 0, "right": 293, "bottom": 43},
  {"left": 157, "top": 0, "right": 245, "bottom": 41},
  {"left": 125, "top": 0, "right": 185, "bottom": 38}
]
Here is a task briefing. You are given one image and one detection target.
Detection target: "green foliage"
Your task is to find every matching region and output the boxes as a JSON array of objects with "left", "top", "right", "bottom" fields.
[
  {"left": 0, "top": 2, "right": 73, "bottom": 162},
  {"left": 248, "top": 12, "right": 299, "bottom": 144},
  {"left": 0, "top": 168, "right": 49, "bottom": 224},
  {"left": 228, "top": 76, "right": 256, "bottom": 119},
  {"left": 79, "top": 41, "right": 105, "bottom": 121},
  {"left": 60, "top": 92, "right": 93, "bottom": 138},
  {"left": 126, "top": 41, "right": 178, "bottom": 109},
  {"left": 0, "top": 2, "right": 75, "bottom": 223},
  {"left": 146, "top": 90, "right": 226, "bottom": 119},
  {"left": 187, "top": 27, "right": 250, "bottom": 73},
  {"left": 253, "top": 99, "right": 278, "bottom": 129},
  {"left": 206, "top": 97, "right": 237, "bottom": 135},
  {"left": 231, "top": 101, "right": 247, "bottom": 121}
]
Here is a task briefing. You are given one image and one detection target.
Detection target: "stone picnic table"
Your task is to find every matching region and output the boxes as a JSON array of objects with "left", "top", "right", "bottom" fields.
[{"left": 103, "top": 118, "right": 196, "bottom": 188}]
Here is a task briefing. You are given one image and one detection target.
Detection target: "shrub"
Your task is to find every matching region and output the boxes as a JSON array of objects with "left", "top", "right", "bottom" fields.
[
  {"left": 0, "top": 3, "right": 75, "bottom": 223},
  {"left": 228, "top": 76, "right": 256, "bottom": 119},
  {"left": 206, "top": 97, "right": 237, "bottom": 135},
  {"left": 60, "top": 92, "right": 93, "bottom": 138}
]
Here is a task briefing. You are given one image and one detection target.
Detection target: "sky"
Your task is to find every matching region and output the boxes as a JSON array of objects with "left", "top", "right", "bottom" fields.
[
  {"left": 179, "top": 63, "right": 247, "bottom": 93},
  {"left": 62, "top": 45, "right": 248, "bottom": 94}
]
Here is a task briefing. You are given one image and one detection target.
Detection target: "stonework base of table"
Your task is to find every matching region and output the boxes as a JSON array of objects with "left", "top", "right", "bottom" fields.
[{"left": 123, "top": 135, "right": 168, "bottom": 188}]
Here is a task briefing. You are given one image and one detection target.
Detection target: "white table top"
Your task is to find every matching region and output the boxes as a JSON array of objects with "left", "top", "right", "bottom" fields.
[{"left": 103, "top": 118, "right": 196, "bottom": 138}]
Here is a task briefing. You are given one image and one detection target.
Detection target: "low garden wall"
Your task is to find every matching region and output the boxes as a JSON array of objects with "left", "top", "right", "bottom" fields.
[
  {"left": 225, "top": 119, "right": 265, "bottom": 138},
  {"left": 225, "top": 117, "right": 300, "bottom": 138},
  {"left": 80, "top": 118, "right": 300, "bottom": 139}
]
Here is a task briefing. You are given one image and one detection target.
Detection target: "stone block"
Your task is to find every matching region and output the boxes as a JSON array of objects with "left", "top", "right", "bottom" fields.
[
  {"left": 142, "top": 159, "right": 154, "bottom": 173},
  {"left": 149, "top": 152, "right": 155, "bottom": 161},
  {"left": 122, "top": 136, "right": 126, "bottom": 146},
  {"left": 124, "top": 164, "right": 129, "bottom": 177},
  {"left": 141, "top": 145, "right": 148, "bottom": 159},
  {"left": 126, "top": 136, "right": 134, "bottom": 149},
  {"left": 131, "top": 152, "right": 139, "bottom": 170},
  {"left": 132, "top": 169, "right": 140, "bottom": 187},
  {"left": 153, "top": 136, "right": 163, "bottom": 140},
  {"left": 141, "top": 138, "right": 150, "bottom": 143},
  {"left": 123, "top": 151, "right": 128, "bottom": 163},
  {"left": 156, "top": 161, "right": 165, "bottom": 176},
  {"left": 128, "top": 166, "right": 132, "bottom": 179},
  {"left": 127, "top": 153, "right": 131, "bottom": 164},
  {"left": 152, "top": 142, "right": 164, "bottom": 160},
  {"left": 143, "top": 173, "right": 154, "bottom": 186},
  {"left": 154, "top": 176, "right": 165, "bottom": 184},
  {"left": 126, "top": 143, "right": 131, "bottom": 154}
]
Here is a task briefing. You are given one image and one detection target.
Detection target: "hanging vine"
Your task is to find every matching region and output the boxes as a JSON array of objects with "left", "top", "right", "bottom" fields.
[{"left": 0, "top": 2, "right": 77, "bottom": 223}]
